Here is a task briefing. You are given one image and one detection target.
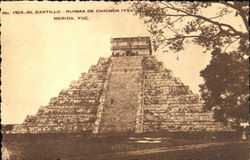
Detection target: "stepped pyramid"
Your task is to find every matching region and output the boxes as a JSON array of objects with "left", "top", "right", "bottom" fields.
[{"left": 11, "top": 37, "right": 231, "bottom": 134}]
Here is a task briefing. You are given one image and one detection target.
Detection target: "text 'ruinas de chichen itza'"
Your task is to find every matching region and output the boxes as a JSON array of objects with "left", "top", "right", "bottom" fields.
[{"left": 11, "top": 37, "right": 232, "bottom": 134}]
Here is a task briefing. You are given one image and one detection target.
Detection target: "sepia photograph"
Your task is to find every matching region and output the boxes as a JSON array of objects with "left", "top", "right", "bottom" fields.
[{"left": 1, "top": 1, "right": 249, "bottom": 160}]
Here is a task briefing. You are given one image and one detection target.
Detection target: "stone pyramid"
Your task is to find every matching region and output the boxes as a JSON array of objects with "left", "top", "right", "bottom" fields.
[{"left": 11, "top": 37, "right": 231, "bottom": 134}]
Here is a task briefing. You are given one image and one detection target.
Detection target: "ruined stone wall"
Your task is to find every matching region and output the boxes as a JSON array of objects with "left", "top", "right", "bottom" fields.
[
  {"left": 141, "top": 56, "right": 232, "bottom": 132},
  {"left": 11, "top": 57, "right": 111, "bottom": 134},
  {"left": 11, "top": 54, "right": 232, "bottom": 134},
  {"left": 92, "top": 59, "right": 113, "bottom": 134},
  {"left": 98, "top": 56, "right": 144, "bottom": 133}
]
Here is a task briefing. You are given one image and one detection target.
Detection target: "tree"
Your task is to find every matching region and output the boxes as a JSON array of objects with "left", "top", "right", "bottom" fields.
[
  {"left": 131, "top": 1, "right": 248, "bottom": 53},
  {"left": 131, "top": 2, "right": 249, "bottom": 126},
  {"left": 199, "top": 48, "right": 248, "bottom": 126}
]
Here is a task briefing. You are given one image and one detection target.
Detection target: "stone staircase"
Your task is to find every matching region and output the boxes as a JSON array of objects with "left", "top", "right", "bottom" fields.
[{"left": 98, "top": 56, "right": 144, "bottom": 133}]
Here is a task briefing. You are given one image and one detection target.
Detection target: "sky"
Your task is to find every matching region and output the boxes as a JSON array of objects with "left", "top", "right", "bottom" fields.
[{"left": 2, "top": 1, "right": 240, "bottom": 124}]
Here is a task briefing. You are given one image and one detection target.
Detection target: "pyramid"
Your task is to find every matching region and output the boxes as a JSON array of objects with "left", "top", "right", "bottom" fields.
[{"left": 11, "top": 37, "right": 231, "bottom": 134}]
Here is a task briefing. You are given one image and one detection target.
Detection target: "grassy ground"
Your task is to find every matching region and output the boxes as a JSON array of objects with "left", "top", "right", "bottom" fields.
[
  {"left": 2, "top": 131, "right": 248, "bottom": 160},
  {"left": 115, "top": 142, "right": 249, "bottom": 160}
]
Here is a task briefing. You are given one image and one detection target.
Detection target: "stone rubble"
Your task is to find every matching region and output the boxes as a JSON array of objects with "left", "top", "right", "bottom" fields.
[
  {"left": 11, "top": 37, "right": 232, "bottom": 134},
  {"left": 12, "top": 57, "right": 110, "bottom": 134},
  {"left": 141, "top": 56, "right": 231, "bottom": 132}
]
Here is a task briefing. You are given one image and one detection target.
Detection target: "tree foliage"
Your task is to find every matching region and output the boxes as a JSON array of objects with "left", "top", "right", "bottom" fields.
[
  {"left": 131, "top": 2, "right": 249, "bottom": 125},
  {"left": 199, "top": 48, "right": 248, "bottom": 125},
  {"left": 131, "top": 1, "right": 249, "bottom": 53}
]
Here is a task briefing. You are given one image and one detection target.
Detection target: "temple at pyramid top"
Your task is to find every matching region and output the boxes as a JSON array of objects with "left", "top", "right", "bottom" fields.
[{"left": 111, "top": 36, "right": 152, "bottom": 56}]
